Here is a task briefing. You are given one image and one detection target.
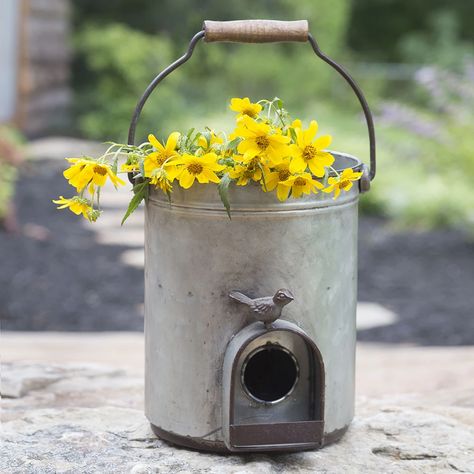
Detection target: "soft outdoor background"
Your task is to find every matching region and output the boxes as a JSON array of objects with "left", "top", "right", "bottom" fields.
[{"left": 1, "top": 0, "right": 473, "bottom": 345}]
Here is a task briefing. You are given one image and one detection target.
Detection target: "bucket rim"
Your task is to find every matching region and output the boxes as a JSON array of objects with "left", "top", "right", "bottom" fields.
[
  {"left": 326, "top": 151, "right": 363, "bottom": 176},
  {"left": 147, "top": 150, "right": 363, "bottom": 213}
]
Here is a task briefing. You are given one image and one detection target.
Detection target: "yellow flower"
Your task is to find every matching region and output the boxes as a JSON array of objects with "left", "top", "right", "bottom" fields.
[
  {"left": 235, "top": 116, "right": 290, "bottom": 164},
  {"left": 282, "top": 173, "right": 324, "bottom": 199},
  {"left": 228, "top": 156, "right": 266, "bottom": 186},
  {"left": 64, "top": 158, "right": 125, "bottom": 192},
  {"left": 289, "top": 120, "right": 334, "bottom": 177},
  {"left": 52, "top": 196, "right": 99, "bottom": 222},
  {"left": 322, "top": 168, "right": 363, "bottom": 199},
  {"left": 229, "top": 97, "right": 262, "bottom": 118},
  {"left": 120, "top": 155, "right": 140, "bottom": 173},
  {"left": 197, "top": 131, "right": 223, "bottom": 151},
  {"left": 121, "top": 163, "right": 139, "bottom": 173},
  {"left": 263, "top": 160, "right": 294, "bottom": 201},
  {"left": 144, "top": 132, "right": 180, "bottom": 176},
  {"left": 171, "top": 153, "right": 226, "bottom": 189},
  {"left": 287, "top": 119, "right": 302, "bottom": 138},
  {"left": 149, "top": 168, "right": 173, "bottom": 194}
]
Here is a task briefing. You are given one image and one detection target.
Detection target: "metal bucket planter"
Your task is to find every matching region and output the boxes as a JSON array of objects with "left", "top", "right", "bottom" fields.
[{"left": 128, "top": 20, "right": 376, "bottom": 453}]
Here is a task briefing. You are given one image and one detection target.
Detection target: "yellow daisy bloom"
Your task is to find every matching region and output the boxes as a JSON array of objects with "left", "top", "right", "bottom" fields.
[
  {"left": 263, "top": 160, "right": 294, "bottom": 201},
  {"left": 229, "top": 97, "right": 262, "bottom": 118},
  {"left": 144, "top": 132, "right": 180, "bottom": 176},
  {"left": 235, "top": 116, "right": 290, "bottom": 164},
  {"left": 282, "top": 173, "right": 325, "bottom": 199},
  {"left": 289, "top": 120, "right": 334, "bottom": 177},
  {"left": 322, "top": 168, "right": 363, "bottom": 199},
  {"left": 149, "top": 168, "right": 173, "bottom": 194},
  {"left": 64, "top": 158, "right": 125, "bottom": 192},
  {"left": 120, "top": 155, "right": 140, "bottom": 173},
  {"left": 121, "top": 163, "right": 139, "bottom": 173},
  {"left": 171, "top": 153, "right": 226, "bottom": 189},
  {"left": 52, "top": 196, "right": 98, "bottom": 222},
  {"left": 228, "top": 156, "right": 266, "bottom": 186}
]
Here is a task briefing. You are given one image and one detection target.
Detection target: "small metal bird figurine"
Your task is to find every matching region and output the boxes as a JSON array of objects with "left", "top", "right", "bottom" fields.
[{"left": 229, "top": 288, "right": 294, "bottom": 327}]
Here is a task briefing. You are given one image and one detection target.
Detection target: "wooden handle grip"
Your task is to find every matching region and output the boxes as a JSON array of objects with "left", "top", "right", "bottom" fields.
[{"left": 203, "top": 20, "right": 309, "bottom": 43}]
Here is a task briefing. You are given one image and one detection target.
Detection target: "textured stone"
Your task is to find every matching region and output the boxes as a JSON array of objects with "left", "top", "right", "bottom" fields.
[{"left": 1, "top": 362, "right": 474, "bottom": 473}]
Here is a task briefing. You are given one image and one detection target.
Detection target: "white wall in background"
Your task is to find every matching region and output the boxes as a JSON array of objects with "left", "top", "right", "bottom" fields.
[{"left": 0, "top": 0, "right": 20, "bottom": 122}]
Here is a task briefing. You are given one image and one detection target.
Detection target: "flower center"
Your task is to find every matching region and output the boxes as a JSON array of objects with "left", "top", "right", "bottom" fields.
[
  {"left": 339, "top": 179, "right": 350, "bottom": 188},
  {"left": 93, "top": 165, "right": 107, "bottom": 176},
  {"left": 243, "top": 108, "right": 256, "bottom": 117},
  {"left": 246, "top": 157, "right": 260, "bottom": 172},
  {"left": 294, "top": 177, "right": 307, "bottom": 186},
  {"left": 278, "top": 169, "right": 290, "bottom": 181},
  {"left": 187, "top": 163, "right": 203, "bottom": 175},
  {"left": 242, "top": 165, "right": 258, "bottom": 179},
  {"left": 154, "top": 151, "right": 171, "bottom": 166},
  {"left": 255, "top": 136, "right": 270, "bottom": 150},
  {"left": 303, "top": 145, "right": 317, "bottom": 161}
]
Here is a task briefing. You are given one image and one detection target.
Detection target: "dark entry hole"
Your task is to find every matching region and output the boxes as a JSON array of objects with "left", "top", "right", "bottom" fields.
[{"left": 242, "top": 345, "right": 298, "bottom": 403}]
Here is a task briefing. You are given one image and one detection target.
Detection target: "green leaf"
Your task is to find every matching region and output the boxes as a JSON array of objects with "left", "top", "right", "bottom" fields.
[
  {"left": 258, "top": 162, "right": 268, "bottom": 192},
  {"left": 186, "top": 127, "right": 195, "bottom": 145},
  {"left": 227, "top": 137, "right": 241, "bottom": 153},
  {"left": 218, "top": 173, "right": 232, "bottom": 220},
  {"left": 323, "top": 168, "right": 329, "bottom": 187},
  {"left": 121, "top": 181, "right": 148, "bottom": 225},
  {"left": 289, "top": 127, "right": 297, "bottom": 142}
]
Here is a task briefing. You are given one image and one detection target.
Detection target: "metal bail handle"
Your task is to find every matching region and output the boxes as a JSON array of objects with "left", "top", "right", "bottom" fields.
[{"left": 127, "top": 19, "right": 376, "bottom": 182}]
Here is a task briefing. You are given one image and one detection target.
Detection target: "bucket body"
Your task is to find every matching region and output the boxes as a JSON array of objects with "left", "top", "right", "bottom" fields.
[{"left": 145, "top": 152, "right": 360, "bottom": 452}]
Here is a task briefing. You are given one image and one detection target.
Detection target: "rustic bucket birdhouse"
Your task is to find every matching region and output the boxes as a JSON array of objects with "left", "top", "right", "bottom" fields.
[{"left": 129, "top": 20, "right": 376, "bottom": 452}]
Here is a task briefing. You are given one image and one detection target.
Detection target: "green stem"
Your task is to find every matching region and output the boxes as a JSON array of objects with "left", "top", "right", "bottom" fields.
[{"left": 328, "top": 165, "right": 340, "bottom": 178}]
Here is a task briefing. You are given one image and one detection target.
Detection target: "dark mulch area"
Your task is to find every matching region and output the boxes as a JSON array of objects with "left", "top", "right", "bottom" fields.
[
  {"left": 1, "top": 160, "right": 144, "bottom": 331},
  {"left": 1, "top": 159, "right": 473, "bottom": 345},
  {"left": 358, "top": 217, "right": 474, "bottom": 345}
]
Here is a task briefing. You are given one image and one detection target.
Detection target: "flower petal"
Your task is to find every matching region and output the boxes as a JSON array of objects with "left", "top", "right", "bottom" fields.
[
  {"left": 202, "top": 169, "right": 221, "bottom": 183},
  {"left": 148, "top": 134, "right": 165, "bottom": 152},
  {"left": 166, "top": 132, "right": 180, "bottom": 151},
  {"left": 179, "top": 170, "right": 195, "bottom": 189},
  {"left": 314, "top": 134, "right": 332, "bottom": 150},
  {"left": 276, "top": 183, "right": 291, "bottom": 201},
  {"left": 289, "top": 156, "right": 306, "bottom": 174},
  {"left": 303, "top": 120, "right": 318, "bottom": 143}
]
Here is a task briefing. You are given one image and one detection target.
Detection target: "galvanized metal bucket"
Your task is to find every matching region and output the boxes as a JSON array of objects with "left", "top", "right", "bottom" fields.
[{"left": 128, "top": 20, "right": 376, "bottom": 453}]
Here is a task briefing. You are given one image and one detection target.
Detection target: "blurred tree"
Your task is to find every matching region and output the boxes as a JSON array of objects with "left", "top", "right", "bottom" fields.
[
  {"left": 347, "top": 0, "right": 474, "bottom": 62},
  {"left": 72, "top": 0, "right": 352, "bottom": 141},
  {"left": 398, "top": 10, "right": 473, "bottom": 69}
]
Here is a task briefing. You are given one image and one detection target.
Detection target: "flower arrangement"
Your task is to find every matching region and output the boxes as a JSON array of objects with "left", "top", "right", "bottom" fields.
[{"left": 54, "top": 98, "right": 362, "bottom": 222}]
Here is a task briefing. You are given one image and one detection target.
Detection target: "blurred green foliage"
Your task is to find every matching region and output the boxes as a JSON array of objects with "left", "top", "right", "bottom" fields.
[
  {"left": 348, "top": 0, "right": 474, "bottom": 62},
  {"left": 398, "top": 10, "right": 474, "bottom": 70},
  {"left": 72, "top": 0, "right": 474, "bottom": 234},
  {"left": 75, "top": 24, "right": 185, "bottom": 141},
  {"left": 358, "top": 62, "right": 474, "bottom": 234},
  {"left": 72, "top": 0, "right": 351, "bottom": 141}
]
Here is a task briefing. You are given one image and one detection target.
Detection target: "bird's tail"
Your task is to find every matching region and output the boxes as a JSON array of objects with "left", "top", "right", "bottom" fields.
[{"left": 229, "top": 291, "right": 253, "bottom": 305}]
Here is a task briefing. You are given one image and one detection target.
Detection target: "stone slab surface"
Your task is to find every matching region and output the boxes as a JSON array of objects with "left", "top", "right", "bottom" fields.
[
  {"left": 1, "top": 359, "right": 474, "bottom": 473},
  {"left": 3, "top": 332, "right": 474, "bottom": 398}
]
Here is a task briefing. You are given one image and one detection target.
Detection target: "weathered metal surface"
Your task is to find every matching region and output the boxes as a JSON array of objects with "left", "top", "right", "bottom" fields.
[{"left": 145, "top": 152, "right": 360, "bottom": 449}]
